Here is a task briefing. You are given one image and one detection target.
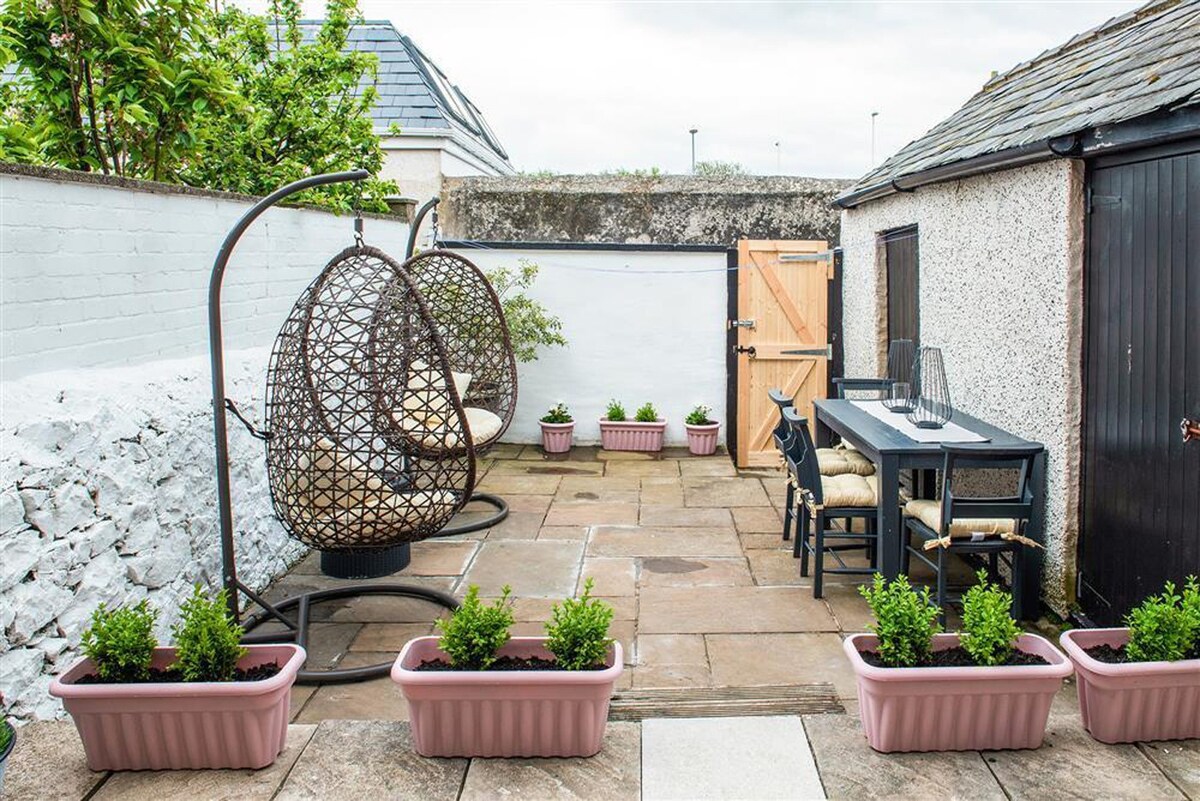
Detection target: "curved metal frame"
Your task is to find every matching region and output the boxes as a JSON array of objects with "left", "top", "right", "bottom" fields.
[{"left": 209, "top": 171, "right": 458, "bottom": 684}]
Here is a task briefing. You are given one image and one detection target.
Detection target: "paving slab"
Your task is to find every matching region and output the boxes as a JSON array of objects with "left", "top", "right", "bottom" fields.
[
  {"left": 92, "top": 725, "right": 317, "bottom": 801},
  {"left": 1, "top": 721, "right": 107, "bottom": 801},
  {"left": 637, "top": 557, "right": 752, "bottom": 588},
  {"left": 683, "top": 477, "right": 772, "bottom": 507},
  {"left": 604, "top": 460, "right": 681, "bottom": 478},
  {"left": 803, "top": 714, "right": 1006, "bottom": 800},
  {"left": 544, "top": 501, "right": 640, "bottom": 527},
  {"left": 588, "top": 526, "right": 742, "bottom": 558},
  {"left": 732, "top": 506, "right": 785, "bottom": 533},
  {"left": 746, "top": 548, "right": 804, "bottom": 586},
  {"left": 639, "top": 586, "right": 838, "bottom": 634},
  {"left": 677, "top": 458, "right": 739, "bottom": 477},
  {"left": 461, "top": 539, "right": 585, "bottom": 598},
  {"left": 558, "top": 475, "right": 642, "bottom": 493},
  {"left": 458, "top": 721, "right": 641, "bottom": 801},
  {"left": 322, "top": 582, "right": 458, "bottom": 624},
  {"left": 406, "top": 541, "right": 480, "bottom": 575},
  {"left": 639, "top": 505, "right": 733, "bottom": 528},
  {"left": 634, "top": 634, "right": 712, "bottom": 689},
  {"left": 821, "top": 584, "right": 874, "bottom": 632},
  {"left": 501, "top": 494, "right": 554, "bottom": 514},
  {"left": 484, "top": 510, "right": 546, "bottom": 540},
  {"left": 290, "top": 684, "right": 317, "bottom": 721},
  {"left": 707, "top": 633, "right": 857, "bottom": 699},
  {"left": 295, "top": 653, "right": 410, "bottom": 722},
  {"left": 485, "top": 460, "right": 604, "bottom": 477},
  {"left": 1139, "top": 740, "right": 1200, "bottom": 798},
  {"left": 276, "top": 720, "right": 466, "bottom": 801},
  {"left": 349, "top": 622, "right": 437, "bottom": 651},
  {"left": 984, "top": 710, "right": 1185, "bottom": 800},
  {"left": 475, "top": 474, "right": 563, "bottom": 494},
  {"left": 578, "top": 557, "right": 639, "bottom": 596},
  {"left": 537, "top": 525, "right": 590, "bottom": 541},
  {"left": 642, "top": 716, "right": 824, "bottom": 800},
  {"left": 640, "top": 478, "right": 685, "bottom": 506},
  {"left": 740, "top": 532, "right": 790, "bottom": 550}
]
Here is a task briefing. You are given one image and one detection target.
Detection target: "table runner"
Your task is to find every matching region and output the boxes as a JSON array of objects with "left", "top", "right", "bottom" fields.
[{"left": 850, "top": 400, "right": 990, "bottom": 444}]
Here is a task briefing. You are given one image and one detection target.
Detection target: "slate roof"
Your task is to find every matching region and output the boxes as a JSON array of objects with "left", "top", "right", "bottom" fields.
[
  {"left": 288, "top": 20, "right": 510, "bottom": 166},
  {"left": 841, "top": 0, "right": 1200, "bottom": 199}
]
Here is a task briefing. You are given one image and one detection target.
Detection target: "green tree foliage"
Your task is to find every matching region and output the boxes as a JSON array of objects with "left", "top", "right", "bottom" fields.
[
  {"left": 435, "top": 584, "right": 515, "bottom": 670},
  {"left": 959, "top": 570, "right": 1022, "bottom": 666},
  {"left": 0, "top": 0, "right": 395, "bottom": 209},
  {"left": 485, "top": 260, "right": 567, "bottom": 362},
  {"left": 80, "top": 600, "right": 158, "bottom": 682},
  {"left": 171, "top": 584, "right": 247, "bottom": 682},
  {"left": 545, "top": 578, "right": 614, "bottom": 670},
  {"left": 859, "top": 573, "right": 941, "bottom": 667}
]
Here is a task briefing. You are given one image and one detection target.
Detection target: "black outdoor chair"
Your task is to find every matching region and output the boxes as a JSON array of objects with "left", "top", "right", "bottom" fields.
[
  {"left": 785, "top": 407, "right": 881, "bottom": 598},
  {"left": 902, "top": 443, "right": 1044, "bottom": 624},
  {"left": 768, "top": 389, "right": 799, "bottom": 542},
  {"left": 832, "top": 377, "right": 894, "bottom": 400}
]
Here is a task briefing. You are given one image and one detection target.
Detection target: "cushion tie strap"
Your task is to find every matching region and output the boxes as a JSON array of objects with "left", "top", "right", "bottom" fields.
[{"left": 923, "top": 531, "right": 1042, "bottom": 551}]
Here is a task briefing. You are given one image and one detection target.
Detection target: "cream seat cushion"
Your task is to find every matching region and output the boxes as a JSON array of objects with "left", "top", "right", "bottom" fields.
[
  {"left": 286, "top": 437, "right": 458, "bottom": 544},
  {"left": 904, "top": 499, "right": 1015, "bottom": 538},
  {"left": 395, "top": 361, "right": 503, "bottom": 450},
  {"left": 815, "top": 473, "right": 878, "bottom": 508},
  {"left": 816, "top": 448, "right": 875, "bottom": 477}
]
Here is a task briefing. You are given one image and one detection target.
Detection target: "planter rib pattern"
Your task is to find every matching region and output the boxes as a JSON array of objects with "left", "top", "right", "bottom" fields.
[
  {"left": 599, "top": 421, "right": 666, "bottom": 452},
  {"left": 685, "top": 423, "right": 720, "bottom": 456},
  {"left": 50, "top": 645, "right": 304, "bottom": 771},
  {"left": 1060, "top": 628, "right": 1200, "bottom": 743},
  {"left": 540, "top": 422, "right": 574, "bottom": 454},
  {"left": 393, "top": 636, "right": 623, "bottom": 758},
  {"left": 845, "top": 633, "right": 1071, "bottom": 753}
]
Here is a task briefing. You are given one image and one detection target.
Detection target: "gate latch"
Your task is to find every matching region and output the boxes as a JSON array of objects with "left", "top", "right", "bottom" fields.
[
  {"left": 734, "top": 345, "right": 757, "bottom": 357},
  {"left": 730, "top": 319, "right": 756, "bottom": 330},
  {"left": 1183, "top": 417, "right": 1200, "bottom": 443}
]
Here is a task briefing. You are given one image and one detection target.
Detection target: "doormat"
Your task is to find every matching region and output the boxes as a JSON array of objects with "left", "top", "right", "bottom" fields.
[{"left": 609, "top": 684, "right": 842, "bottom": 721}]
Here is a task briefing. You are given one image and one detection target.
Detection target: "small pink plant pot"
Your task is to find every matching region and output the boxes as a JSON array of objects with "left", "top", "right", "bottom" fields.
[
  {"left": 50, "top": 644, "right": 305, "bottom": 771},
  {"left": 685, "top": 423, "right": 720, "bottom": 456},
  {"left": 1060, "top": 628, "right": 1200, "bottom": 743},
  {"left": 539, "top": 421, "right": 574, "bottom": 453},
  {"left": 844, "top": 633, "right": 1072, "bottom": 753},
  {"left": 599, "top": 420, "right": 666, "bottom": 452},
  {"left": 392, "top": 636, "right": 624, "bottom": 758}
]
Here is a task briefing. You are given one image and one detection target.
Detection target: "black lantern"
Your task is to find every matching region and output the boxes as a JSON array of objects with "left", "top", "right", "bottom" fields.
[
  {"left": 906, "top": 346, "right": 953, "bottom": 429},
  {"left": 882, "top": 339, "right": 917, "bottom": 413}
]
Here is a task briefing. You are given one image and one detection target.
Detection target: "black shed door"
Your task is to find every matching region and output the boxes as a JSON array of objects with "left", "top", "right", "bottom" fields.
[
  {"left": 884, "top": 225, "right": 920, "bottom": 348},
  {"left": 1080, "top": 142, "right": 1200, "bottom": 624}
]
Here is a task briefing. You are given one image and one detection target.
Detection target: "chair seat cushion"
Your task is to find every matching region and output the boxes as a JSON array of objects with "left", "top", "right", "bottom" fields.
[
  {"left": 819, "top": 473, "right": 878, "bottom": 508},
  {"left": 465, "top": 406, "right": 503, "bottom": 444},
  {"left": 817, "top": 448, "right": 876, "bottom": 477},
  {"left": 904, "top": 499, "right": 1016, "bottom": 538}
]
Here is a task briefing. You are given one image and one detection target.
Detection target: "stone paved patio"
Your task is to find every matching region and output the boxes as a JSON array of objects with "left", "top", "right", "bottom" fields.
[{"left": 7, "top": 446, "right": 1198, "bottom": 799}]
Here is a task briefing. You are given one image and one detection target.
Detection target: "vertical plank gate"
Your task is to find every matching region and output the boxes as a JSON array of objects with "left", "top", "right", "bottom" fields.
[{"left": 734, "top": 240, "right": 831, "bottom": 468}]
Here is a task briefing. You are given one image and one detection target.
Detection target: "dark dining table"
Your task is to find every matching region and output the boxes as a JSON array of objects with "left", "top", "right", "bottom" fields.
[{"left": 812, "top": 398, "right": 1046, "bottom": 619}]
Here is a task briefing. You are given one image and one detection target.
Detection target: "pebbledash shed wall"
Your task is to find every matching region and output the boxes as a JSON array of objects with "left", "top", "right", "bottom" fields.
[{"left": 838, "top": 159, "right": 1086, "bottom": 615}]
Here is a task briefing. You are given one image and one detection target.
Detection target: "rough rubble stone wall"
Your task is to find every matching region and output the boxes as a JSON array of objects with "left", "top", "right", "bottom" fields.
[
  {"left": 441, "top": 174, "right": 851, "bottom": 245},
  {"left": 838, "top": 159, "right": 1085, "bottom": 615},
  {"left": 0, "top": 349, "right": 299, "bottom": 720}
]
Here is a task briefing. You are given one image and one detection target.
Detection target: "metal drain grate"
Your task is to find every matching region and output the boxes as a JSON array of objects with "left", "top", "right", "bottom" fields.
[{"left": 609, "top": 684, "right": 842, "bottom": 721}]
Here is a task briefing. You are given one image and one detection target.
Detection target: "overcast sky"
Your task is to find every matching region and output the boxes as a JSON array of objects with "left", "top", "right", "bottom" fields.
[{"left": 251, "top": 1, "right": 1143, "bottom": 179}]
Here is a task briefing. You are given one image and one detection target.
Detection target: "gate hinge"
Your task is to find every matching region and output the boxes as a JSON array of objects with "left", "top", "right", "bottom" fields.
[{"left": 729, "top": 319, "right": 756, "bottom": 330}]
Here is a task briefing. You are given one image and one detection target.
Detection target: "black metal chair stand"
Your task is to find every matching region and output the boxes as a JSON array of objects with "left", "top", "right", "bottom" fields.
[
  {"left": 209, "top": 171, "right": 463, "bottom": 684},
  {"left": 901, "top": 443, "right": 1044, "bottom": 624}
]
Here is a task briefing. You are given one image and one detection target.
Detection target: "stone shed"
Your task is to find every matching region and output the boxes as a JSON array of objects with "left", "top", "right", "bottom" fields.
[
  {"left": 440, "top": 174, "right": 850, "bottom": 245},
  {"left": 836, "top": 0, "right": 1200, "bottom": 621}
]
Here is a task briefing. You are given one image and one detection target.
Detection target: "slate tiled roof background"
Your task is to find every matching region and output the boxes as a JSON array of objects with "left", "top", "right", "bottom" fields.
[
  {"left": 844, "top": 0, "right": 1200, "bottom": 194},
  {"left": 289, "top": 20, "right": 510, "bottom": 165}
]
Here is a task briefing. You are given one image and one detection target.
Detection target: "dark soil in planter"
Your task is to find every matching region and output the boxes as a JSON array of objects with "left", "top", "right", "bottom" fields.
[
  {"left": 860, "top": 647, "right": 1050, "bottom": 668},
  {"left": 1084, "top": 644, "right": 1200, "bottom": 664},
  {"left": 76, "top": 662, "right": 281, "bottom": 684},
  {"left": 415, "top": 656, "right": 607, "bottom": 672}
]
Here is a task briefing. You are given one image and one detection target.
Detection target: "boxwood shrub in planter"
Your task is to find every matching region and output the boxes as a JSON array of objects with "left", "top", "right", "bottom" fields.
[
  {"left": 50, "top": 587, "right": 304, "bottom": 771},
  {"left": 539, "top": 402, "right": 575, "bottom": 453},
  {"left": 844, "top": 572, "right": 1072, "bottom": 752},
  {"left": 1059, "top": 577, "right": 1200, "bottom": 743},
  {"left": 599, "top": 400, "right": 667, "bottom": 452},
  {"left": 684, "top": 404, "right": 720, "bottom": 456},
  {"left": 392, "top": 581, "right": 624, "bottom": 757}
]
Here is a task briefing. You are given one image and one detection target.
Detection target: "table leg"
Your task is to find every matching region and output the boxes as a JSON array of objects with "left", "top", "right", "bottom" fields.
[
  {"left": 815, "top": 412, "right": 832, "bottom": 449},
  {"left": 1014, "top": 451, "right": 1046, "bottom": 620},
  {"left": 877, "top": 455, "right": 901, "bottom": 579}
]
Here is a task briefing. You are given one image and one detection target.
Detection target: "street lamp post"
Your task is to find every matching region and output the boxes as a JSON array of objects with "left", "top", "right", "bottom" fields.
[
  {"left": 870, "top": 111, "right": 879, "bottom": 166},
  {"left": 689, "top": 128, "right": 698, "bottom": 174}
]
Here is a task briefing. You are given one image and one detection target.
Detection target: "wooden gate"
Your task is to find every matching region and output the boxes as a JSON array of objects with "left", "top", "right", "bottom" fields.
[
  {"left": 734, "top": 240, "right": 831, "bottom": 468},
  {"left": 1079, "top": 141, "right": 1200, "bottom": 624}
]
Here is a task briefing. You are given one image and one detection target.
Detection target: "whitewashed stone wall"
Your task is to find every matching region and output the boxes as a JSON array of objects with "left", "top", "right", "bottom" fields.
[
  {"left": 0, "top": 350, "right": 299, "bottom": 720},
  {"left": 838, "top": 160, "right": 1086, "bottom": 615}
]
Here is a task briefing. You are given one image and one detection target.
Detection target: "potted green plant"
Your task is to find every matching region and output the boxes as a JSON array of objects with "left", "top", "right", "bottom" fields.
[
  {"left": 844, "top": 572, "right": 1071, "bottom": 752},
  {"left": 50, "top": 586, "right": 305, "bottom": 771},
  {"left": 0, "top": 697, "right": 14, "bottom": 796},
  {"left": 392, "top": 581, "right": 624, "bottom": 758},
  {"left": 539, "top": 402, "right": 575, "bottom": 453},
  {"left": 684, "top": 404, "right": 720, "bottom": 455},
  {"left": 1059, "top": 577, "right": 1200, "bottom": 743},
  {"left": 599, "top": 400, "right": 667, "bottom": 452}
]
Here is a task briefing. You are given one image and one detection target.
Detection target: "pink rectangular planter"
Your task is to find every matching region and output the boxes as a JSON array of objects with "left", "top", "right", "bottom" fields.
[
  {"left": 539, "top": 421, "right": 575, "bottom": 453},
  {"left": 1060, "top": 628, "right": 1200, "bottom": 743},
  {"left": 392, "top": 636, "right": 624, "bottom": 758},
  {"left": 685, "top": 423, "right": 720, "bottom": 456},
  {"left": 599, "top": 420, "right": 666, "bottom": 452},
  {"left": 50, "top": 644, "right": 305, "bottom": 771},
  {"left": 845, "top": 633, "right": 1072, "bottom": 753}
]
